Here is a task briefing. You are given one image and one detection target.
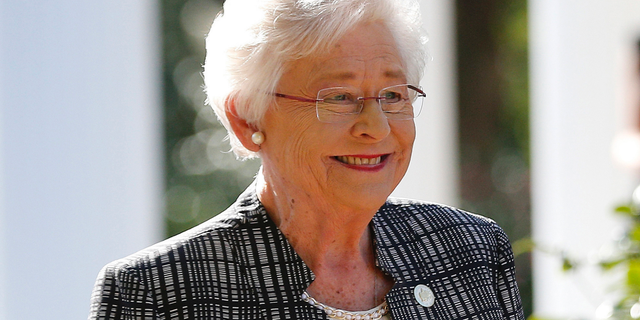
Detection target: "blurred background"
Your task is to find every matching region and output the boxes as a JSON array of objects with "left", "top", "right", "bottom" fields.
[{"left": 1, "top": 0, "right": 639, "bottom": 319}]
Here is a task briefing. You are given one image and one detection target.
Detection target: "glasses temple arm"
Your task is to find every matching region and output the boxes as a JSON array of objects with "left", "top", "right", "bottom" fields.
[{"left": 407, "top": 84, "right": 426, "bottom": 97}]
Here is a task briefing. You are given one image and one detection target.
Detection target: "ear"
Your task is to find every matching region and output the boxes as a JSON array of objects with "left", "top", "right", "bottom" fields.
[{"left": 225, "top": 97, "right": 262, "bottom": 152}]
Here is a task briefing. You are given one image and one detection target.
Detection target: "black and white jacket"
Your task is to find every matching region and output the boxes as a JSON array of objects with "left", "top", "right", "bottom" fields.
[{"left": 89, "top": 184, "right": 524, "bottom": 319}]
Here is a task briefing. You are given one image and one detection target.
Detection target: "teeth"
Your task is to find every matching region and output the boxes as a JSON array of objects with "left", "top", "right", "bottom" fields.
[{"left": 337, "top": 156, "right": 382, "bottom": 165}]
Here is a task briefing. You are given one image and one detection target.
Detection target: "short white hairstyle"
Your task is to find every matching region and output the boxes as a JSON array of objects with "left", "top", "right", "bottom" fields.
[{"left": 203, "top": 0, "right": 428, "bottom": 159}]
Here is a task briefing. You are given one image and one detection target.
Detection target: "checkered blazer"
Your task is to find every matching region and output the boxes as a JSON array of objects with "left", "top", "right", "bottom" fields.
[{"left": 89, "top": 184, "right": 524, "bottom": 319}]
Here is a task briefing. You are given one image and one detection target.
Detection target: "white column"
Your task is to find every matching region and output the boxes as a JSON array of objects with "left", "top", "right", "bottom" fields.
[
  {"left": 0, "top": 1, "right": 163, "bottom": 320},
  {"left": 393, "top": 0, "right": 458, "bottom": 206},
  {"left": 0, "top": 0, "right": 6, "bottom": 318},
  {"left": 530, "top": 1, "right": 640, "bottom": 318}
]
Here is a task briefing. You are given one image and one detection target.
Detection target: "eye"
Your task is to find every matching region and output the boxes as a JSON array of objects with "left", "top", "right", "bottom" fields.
[
  {"left": 329, "top": 94, "right": 350, "bottom": 101},
  {"left": 382, "top": 91, "right": 402, "bottom": 103},
  {"left": 322, "top": 92, "right": 356, "bottom": 105}
]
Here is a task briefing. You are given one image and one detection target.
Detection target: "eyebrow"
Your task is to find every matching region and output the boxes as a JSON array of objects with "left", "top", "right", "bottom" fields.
[
  {"left": 317, "top": 69, "right": 406, "bottom": 83},
  {"left": 384, "top": 69, "right": 406, "bottom": 79},
  {"left": 318, "top": 71, "right": 358, "bottom": 81}
]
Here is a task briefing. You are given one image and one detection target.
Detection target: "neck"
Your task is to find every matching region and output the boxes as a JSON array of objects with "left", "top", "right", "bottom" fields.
[{"left": 256, "top": 170, "right": 376, "bottom": 266}]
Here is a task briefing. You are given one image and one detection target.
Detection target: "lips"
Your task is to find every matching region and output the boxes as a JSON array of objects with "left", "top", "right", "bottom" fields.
[{"left": 334, "top": 155, "right": 387, "bottom": 165}]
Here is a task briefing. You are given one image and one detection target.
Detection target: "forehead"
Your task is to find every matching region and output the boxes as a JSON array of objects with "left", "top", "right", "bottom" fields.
[
  {"left": 309, "top": 54, "right": 405, "bottom": 83},
  {"left": 325, "top": 22, "right": 400, "bottom": 59},
  {"left": 282, "top": 22, "right": 406, "bottom": 88}
]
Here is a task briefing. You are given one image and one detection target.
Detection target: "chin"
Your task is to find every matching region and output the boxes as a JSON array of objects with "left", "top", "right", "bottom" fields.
[{"left": 341, "top": 188, "right": 392, "bottom": 212}]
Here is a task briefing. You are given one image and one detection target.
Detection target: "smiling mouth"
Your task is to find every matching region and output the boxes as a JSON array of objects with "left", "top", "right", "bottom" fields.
[{"left": 334, "top": 155, "right": 386, "bottom": 165}]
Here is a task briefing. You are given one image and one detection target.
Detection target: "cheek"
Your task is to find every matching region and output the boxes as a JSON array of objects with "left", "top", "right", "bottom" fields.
[
  {"left": 394, "top": 122, "right": 416, "bottom": 153},
  {"left": 405, "top": 126, "right": 416, "bottom": 147},
  {"left": 268, "top": 112, "right": 323, "bottom": 168},
  {"left": 395, "top": 125, "right": 415, "bottom": 182}
]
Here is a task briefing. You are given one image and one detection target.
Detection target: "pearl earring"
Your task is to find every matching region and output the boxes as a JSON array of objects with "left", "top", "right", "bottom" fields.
[{"left": 251, "top": 132, "right": 265, "bottom": 145}]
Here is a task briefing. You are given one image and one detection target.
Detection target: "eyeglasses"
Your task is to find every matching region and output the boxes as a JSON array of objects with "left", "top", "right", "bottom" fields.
[{"left": 274, "top": 84, "right": 426, "bottom": 123}]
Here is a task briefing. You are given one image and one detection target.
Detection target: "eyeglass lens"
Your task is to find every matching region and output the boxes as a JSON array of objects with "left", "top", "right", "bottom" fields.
[{"left": 315, "top": 84, "right": 424, "bottom": 123}]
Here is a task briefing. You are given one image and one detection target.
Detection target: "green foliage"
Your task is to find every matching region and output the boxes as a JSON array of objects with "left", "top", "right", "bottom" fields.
[
  {"left": 554, "top": 200, "right": 640, "bottom": 319},
  {"left": 161, "top": 0, "right": 260, "bottom": 237},
  {"left": 561, "top": 255, "right": 575, "bottom": 272},
  {"left": 515, "top": 198, "right": 640, "bottom": 318},
  {"left": 613, "top": 203, "right": 640, "bottom": 320},
  {"left": 512, "top": 238, "right": 535, "bottom": 257},
  {"left": 616, "top": 205, "right": 635, "bottom": 216}
]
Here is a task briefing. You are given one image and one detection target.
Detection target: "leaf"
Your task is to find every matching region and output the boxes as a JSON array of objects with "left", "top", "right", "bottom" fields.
[
  {"left": 616, "top": 205, "right": 635, "bottom": 217},
  {"left": 628, "top": 260, "right": 640, "bottom": 294},
  {"left": 600, "top": 259, "right": 625, "bottom": 270},
  {"left": 562, "top": 257, "right": 574, "bottom": 272},
  {"left": 632, "top": 226, "right": 640, "bottom": 242},
  {"left": 512, "top": 238, "right": 536, "bottom": 257}
]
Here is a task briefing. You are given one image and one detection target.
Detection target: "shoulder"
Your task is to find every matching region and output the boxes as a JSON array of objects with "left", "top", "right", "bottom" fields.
[
  {"left": 379, "top": 197, "right": 498, "bottom": 231},
  {"left": 99, "top": 185, "right": 263, "bottom": 280},
  {"left": 89, "top": 186, "right": 270, "bottom": 318},
  {"left": 373, "top": 197, "right": 509, "bottom": 252}
]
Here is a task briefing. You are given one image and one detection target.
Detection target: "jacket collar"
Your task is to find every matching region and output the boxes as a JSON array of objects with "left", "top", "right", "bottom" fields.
[
  {"left": 231, "top": 182, "right": 317, "bottom": 307},
  {"left": 231, "top": 182, "right": 414, "bottom": 303}
]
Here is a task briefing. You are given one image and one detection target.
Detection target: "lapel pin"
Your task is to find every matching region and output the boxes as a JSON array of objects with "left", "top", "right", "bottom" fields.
[{"left": 414, "top": 284, "right": 435, "bottom": 307}]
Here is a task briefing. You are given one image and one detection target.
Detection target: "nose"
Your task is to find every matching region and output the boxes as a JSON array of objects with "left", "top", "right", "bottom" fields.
[{"left": 350, "top": 99, "right": 391, "bottom": 141}]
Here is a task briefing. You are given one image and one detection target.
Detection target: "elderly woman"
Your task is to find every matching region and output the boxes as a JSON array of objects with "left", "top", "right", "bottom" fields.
[{"left": 89, "top": 0, "right": 524, "bottom": 319}]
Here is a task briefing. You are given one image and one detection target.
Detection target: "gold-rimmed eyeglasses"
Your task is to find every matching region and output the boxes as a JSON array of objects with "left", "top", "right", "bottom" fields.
[{"left": 274, "top": 84, "right": 426, "bottom": 123}]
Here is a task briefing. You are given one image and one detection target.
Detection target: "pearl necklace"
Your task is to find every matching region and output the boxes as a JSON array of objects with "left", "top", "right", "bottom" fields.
[{"left": 301, "top": 291, "right": 389, "bottom": 320}]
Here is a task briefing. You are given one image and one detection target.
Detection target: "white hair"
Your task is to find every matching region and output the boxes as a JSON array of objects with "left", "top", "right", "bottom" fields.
[{"left": 203, "top": 0, "right": 428, "bottom": 158}]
